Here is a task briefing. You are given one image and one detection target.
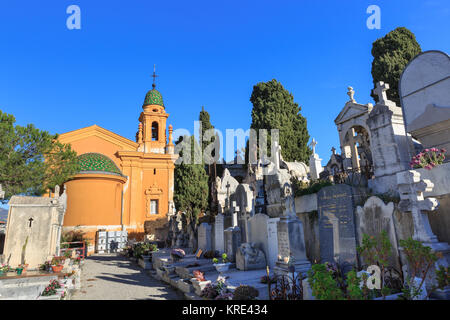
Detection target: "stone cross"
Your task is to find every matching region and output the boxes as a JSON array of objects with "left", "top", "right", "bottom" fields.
[
  {"left": 231, "top": 201, "right": 239, "bottom": 227},
  {"left": 347, "top": 86, "right": 355, "bottom": 102},
  {"left": 0, "top": 184, "right": 4, "bottom": 200},
  {"left": 372, "top": 81, "right": 390, "bottom": 106},
  {"left": 331, "top": 147, "right": 336, "bottom": 155},
  {"left": 397, "top": 170, "right": 439, "bottom": 243},
  {"left": 310, "top": 138, "right": 317, "bottom": 155},
  {"left": 226, "top": 182, "right": 231, "bottom": 210}
]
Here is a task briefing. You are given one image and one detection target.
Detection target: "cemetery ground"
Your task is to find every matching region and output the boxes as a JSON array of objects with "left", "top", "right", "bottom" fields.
[{"left": 71, "top": 253, "right": 184, "bottom": 300}]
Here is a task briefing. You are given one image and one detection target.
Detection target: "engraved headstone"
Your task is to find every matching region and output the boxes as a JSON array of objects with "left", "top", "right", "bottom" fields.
[
  {"left": 356, "top": 196, "right": 401, "bottom": 271},
  {"left": 212, "top": 214, "right": 224, "bottom": 253},
  {"left": 248, "top": 214, "right": 279, "bottom": 268},
  {"left": 197, "top": 223, "right": 212, "bottom": 252},
  {"left": 318, "top": 184, "right": 358, "bottom": 273},
  {"left": 224, "top": 226, "right": 241, "bottom": 263}
]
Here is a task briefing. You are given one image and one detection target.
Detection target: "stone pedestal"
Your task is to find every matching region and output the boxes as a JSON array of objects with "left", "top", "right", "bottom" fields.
[
  {"left": 274, "top": 215, "right": 311, "bottom": 277},
  {"left": 224, "top": 226, "right": 241, "bottom": 263}
]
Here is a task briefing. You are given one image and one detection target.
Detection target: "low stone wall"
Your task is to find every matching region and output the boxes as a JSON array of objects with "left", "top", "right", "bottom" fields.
[{"left": 294, "top": 193, "right": 318, "bottom": 214}]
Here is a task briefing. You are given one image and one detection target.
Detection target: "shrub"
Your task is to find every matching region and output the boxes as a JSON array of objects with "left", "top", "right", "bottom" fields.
[{"left": 232, "top": 285, "right": 259, "bottom": 300}]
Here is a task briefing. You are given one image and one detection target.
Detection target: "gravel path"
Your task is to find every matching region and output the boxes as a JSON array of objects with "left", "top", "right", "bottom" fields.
[{"left": 71, "top": 253, "right": 185, "bottom": 300}]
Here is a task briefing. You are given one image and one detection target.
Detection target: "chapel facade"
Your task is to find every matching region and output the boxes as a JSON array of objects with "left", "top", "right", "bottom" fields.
[{"left": 58, "top": 81, "right": 177, "bottom": 251}]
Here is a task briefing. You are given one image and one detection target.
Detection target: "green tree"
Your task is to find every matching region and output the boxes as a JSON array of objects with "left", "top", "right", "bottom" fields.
[
  {"left": 250, "top": 79, "right": 311, "bottom": 163},
  {"left": 199, "top": 106, "right": 215, "bottom": 154},
  {"left": 174, "top": 135, "right": 209, "bottom": 223},
  {"left": 371, "top": 27, "right": 422, "bottom": 105},
  {"left": 0, "top": 109, "right": 79, "bottom": 201}
]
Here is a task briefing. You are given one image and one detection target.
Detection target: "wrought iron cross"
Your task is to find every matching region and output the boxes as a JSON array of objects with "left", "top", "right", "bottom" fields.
[
  {"left": 151, "top": 64, "right": 158, "bottom": 88},
  {"left": 28, "top": 217, "right": 34, "bottom": 228}
]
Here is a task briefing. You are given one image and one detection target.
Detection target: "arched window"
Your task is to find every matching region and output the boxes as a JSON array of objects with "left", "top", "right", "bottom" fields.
[{"left": 152, "top": 122, "right": 159, "bottom": 141}]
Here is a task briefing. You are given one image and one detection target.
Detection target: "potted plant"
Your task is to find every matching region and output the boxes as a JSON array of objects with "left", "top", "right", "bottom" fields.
[
  {"left": 213, "top": 253, "right": 231, "bottom": 273},
  {"left": 51, "top": 257, "right": 64, "bottom": 273},
  {"left": 0, "top": 264, "right": 10, "bottom": 277}
]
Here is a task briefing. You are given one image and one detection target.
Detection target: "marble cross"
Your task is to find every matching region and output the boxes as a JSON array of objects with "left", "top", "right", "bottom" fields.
[{"left": 372, "top": 81, "right": 390, "bottom": 105}]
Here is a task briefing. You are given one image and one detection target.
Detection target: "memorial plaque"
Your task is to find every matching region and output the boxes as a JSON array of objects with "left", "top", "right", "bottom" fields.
[{"left": 318, "top": 184, "right": 358, "bottom": 272}]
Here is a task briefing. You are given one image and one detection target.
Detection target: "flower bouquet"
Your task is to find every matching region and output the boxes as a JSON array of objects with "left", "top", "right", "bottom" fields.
[
  {"left": 410, "top": 148, "right": 446, "bottom": 170},
  {"left": 171, "top": 248, "right": 186, "bottom": 262}
]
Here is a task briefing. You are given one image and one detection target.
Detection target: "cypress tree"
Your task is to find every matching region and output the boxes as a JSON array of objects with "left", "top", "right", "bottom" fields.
[
  {"left": 371, "top": 27, "right": 422, "bottom": 105},
  {"left": 250, "top": 79, "right": 311, "bottom": 163},
  {"left": 174, "top": 135, "right": 209, "bottom": 223}
]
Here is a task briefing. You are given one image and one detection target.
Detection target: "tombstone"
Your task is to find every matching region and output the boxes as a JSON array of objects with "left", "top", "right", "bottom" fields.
[
  {"left": 3, "top": 189, "right": 67, "bottom": 268},
  {"left": 235, "top": 184, "right": 253, "bottom": 243},
  {"left": 366, "top": 81, "right": 412, "bottom": 194},
  {"left": 248, "top": 214, "right": 279, "bottom": 268},
  {"left": 274, "top": 214, "right": 311, "bottom": 276},
  {"left": 399, "top": 50, "right": 450, "bottom": 159},
  {"left": 223, "top": 202, "right": 241, "bottom": 262},
  {"left": 236, "top": 242, "right": 266, "bottom": 271},
  {"left": 356, "top": 196, "right": 401, "bottom": 271},
  {"left": 197, "top": 223, "right": 212, "bottom": 252},
  {"left": 318, "top": 184, "right": 358, "bottom": 273},
  {"left": 212, "top": 214, "right": 224, "bottom": 253}
]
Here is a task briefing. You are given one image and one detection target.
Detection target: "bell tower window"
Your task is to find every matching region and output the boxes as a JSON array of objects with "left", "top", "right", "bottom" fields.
[{"left": 152, "top": 122, "right": 159, "bottom": 141}]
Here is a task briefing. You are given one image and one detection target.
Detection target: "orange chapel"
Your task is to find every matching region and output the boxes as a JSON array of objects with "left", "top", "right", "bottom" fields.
[{"left": 58, "top": 77, "right": 177, "bottom": 250}]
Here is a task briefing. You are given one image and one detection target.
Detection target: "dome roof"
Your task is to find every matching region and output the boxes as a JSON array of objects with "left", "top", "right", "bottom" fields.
[
  {"left": 78, "top": 153, "right": 122, "bottom": 175},
  {"left": 143, "top": 88, "right": 164, "bottom": 107}
]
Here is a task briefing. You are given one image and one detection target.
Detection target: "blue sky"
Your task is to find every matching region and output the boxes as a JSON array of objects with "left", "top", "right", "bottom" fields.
[{"left": 0, "top": 0, "right": 449, "bottom": 163}]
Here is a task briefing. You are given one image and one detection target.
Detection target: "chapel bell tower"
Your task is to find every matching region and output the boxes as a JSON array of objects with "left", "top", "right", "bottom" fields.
[{"left": 137, "top": 66, "right": 173, "bottom": 154}]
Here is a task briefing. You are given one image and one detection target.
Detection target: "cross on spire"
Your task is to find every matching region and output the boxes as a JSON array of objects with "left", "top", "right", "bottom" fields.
[
  {"left": 372, "top": 81, "right": 390, "bottom": 105},
  {"left": 151, "top": 64, "right": 158, "bottom": 89},
  {"left": 331, "top": 146, "right": 336, "bottom": 155}
]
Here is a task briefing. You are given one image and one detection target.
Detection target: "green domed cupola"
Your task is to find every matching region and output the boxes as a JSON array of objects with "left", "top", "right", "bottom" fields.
[
  {"left": 77, "top": 153, "right": 122, "bottom": 175},
  {"left": 143, "top": 86, "right": 164, "bottom": 107}
]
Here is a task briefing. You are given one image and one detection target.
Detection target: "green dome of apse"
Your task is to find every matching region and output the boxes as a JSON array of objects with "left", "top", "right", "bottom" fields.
[
  {"left": 77, "top": 153, "right": 122, "bottom": 175},
  {"left": 143, "top": 88, "right": 164, "bottom": 107}
]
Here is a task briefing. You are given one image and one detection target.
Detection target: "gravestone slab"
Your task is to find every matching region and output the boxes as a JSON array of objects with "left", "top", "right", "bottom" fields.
[
  {"left": 274, "top": 215, "right": 311, "bottom": 276},
  {"left": 318, "top": 184, "right": 358, "bottom": 273},
  {"left": 248, "top": 214, "right": 279, "bottom": 268},
  {"left": 356, "top": 196, "right": 401, "bottom": 271},
  {"left": 224, "top": 226, "right": 241, "bottom": 263},
  {"left": 399, "top": 50, "right": 450, "bottom": 158},
  {"left": 197, "top": 223, "right": 212, "bottom": 252},
  {"left": 212, "top": 214, "right": 224, "bottom": 253}
]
